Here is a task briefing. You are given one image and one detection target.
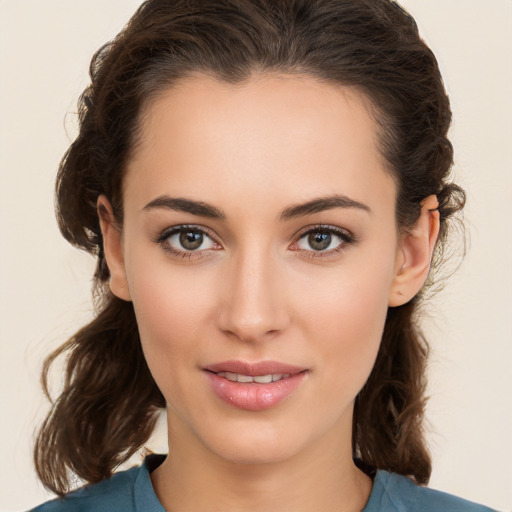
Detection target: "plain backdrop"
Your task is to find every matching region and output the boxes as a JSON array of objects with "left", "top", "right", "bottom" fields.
[{"left": 0, "top": 1, "right": 511, "bottom": 511}]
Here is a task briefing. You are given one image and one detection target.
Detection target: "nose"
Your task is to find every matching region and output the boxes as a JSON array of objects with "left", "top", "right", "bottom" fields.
[{"left": 216, "top": 246, "right": 290, "bottom": 344}]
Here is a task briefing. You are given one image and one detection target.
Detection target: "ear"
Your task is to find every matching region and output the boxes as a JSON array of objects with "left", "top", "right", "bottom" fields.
[
  {"left": 388, "top": 195, "right": 440, "bottom": 307},
  {"left": 97, "top": 195, "right": 131, "bottom": 301}
]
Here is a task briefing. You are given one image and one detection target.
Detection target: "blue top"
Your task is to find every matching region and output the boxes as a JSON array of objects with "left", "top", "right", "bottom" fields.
[{"left": 31, "top": 454, "right": 497, "bottom": 511}]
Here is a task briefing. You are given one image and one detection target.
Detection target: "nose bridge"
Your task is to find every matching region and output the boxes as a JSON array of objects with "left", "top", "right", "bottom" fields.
[{"left": 217, "top": 241, "right": 289, "bottom": 342}]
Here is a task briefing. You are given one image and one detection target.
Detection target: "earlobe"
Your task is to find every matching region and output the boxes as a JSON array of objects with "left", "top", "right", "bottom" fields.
[
  {"left": 388, "top": 195, "right": 440, "bottom": 307},
  {"left": 97, "top": 195, "right": 132, "bottom": 301}
]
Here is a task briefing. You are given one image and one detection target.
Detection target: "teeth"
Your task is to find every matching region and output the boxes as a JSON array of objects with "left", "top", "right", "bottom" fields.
[
  {"left": 217, "top": 372, "right": 290, "bottom": 383},
  {"left": 254, "top": 374, "right": 272, "bottom": 384}
]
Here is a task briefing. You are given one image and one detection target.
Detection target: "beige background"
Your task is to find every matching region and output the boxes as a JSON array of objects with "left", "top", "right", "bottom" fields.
[{"left": 1, "top": 1, "right": 511, "bottom": 510}]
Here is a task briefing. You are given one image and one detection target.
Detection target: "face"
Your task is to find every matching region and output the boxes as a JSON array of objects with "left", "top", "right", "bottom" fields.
[{"left": 106, "top": 74, "right": 407, "bottom": 465}]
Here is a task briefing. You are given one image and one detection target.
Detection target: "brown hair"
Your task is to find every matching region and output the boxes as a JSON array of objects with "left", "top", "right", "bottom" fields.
[{"left": 35, "top": 0, "right": 465, "bottom": 495}]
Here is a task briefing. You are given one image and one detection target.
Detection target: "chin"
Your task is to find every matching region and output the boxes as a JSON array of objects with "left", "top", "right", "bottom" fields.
[
  {"left": 214, "top": 439, "right": 300, "bottom": 466},
  {"left": 195, "top": 416, "right": 320, "bottom": 467}
]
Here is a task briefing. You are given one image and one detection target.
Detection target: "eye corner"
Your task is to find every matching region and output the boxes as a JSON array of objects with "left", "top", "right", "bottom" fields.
[
  {"left": 154, "top": 224, "right": 223, "bottom": 261},
  {"left": 290, "top": 224, "right": 357, "bottom": 260}
]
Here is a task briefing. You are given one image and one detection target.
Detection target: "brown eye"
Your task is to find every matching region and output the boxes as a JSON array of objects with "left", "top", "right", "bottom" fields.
[
  {"left": 307, "top": 232, "right": 332, "bottom": 251},
  {"left": 179, "top": 230, "right": 204, "bottom": 250},
  {"left": 292, "top": 225, "right": 356, "bottom": 258},
  {"left": 158, "top": 225, "right": 218, "bottom": 255}
]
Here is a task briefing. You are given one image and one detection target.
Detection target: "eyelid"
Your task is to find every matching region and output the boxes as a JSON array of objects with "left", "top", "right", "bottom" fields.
[
  {"left": 155, "top": 224, "right": 222, "bottom": 260},
  {"left": 289, "top": 224, "right": 356, "bottom": 259},
  {"left": 294, "top": 223, "right": 354, "bottom": 239},
  {"left": 156, "top": 224, "right": 219, "bottom": 243},
  {"left": 154, "top": 223, "right": 356, "bottom": 261}
]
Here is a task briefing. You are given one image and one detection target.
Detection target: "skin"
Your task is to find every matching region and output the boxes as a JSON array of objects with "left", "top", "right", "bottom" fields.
[{"left": 99, "top": 73, "right": 439, "bottom": 512}]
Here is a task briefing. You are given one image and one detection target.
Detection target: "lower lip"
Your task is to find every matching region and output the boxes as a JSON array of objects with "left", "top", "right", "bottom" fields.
[{"left": 205, "top": 371, "right": 307, "bottom": 411}]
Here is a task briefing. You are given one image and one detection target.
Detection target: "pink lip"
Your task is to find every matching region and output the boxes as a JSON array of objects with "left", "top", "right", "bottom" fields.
[
  {"left": 204, "top": 360, "right": 306, "bottom": 376},
  {"left": 203, "top": 360, "right": 308, "bottom": 411}
]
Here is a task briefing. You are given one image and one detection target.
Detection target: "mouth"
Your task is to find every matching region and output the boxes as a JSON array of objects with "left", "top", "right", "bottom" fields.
[
  {"left": 204, "top": 360, "right": 306, "bottom": 376},
  {"left": 214, "top": 372, "right": 291, "bottom": 384},
  {"left": 203, "top": 360, "right": 309, "bottom": 411}
]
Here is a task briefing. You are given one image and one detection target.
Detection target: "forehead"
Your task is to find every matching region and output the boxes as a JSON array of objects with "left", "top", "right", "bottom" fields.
[{"left": 124, "top": 73, "right": 395, "bottom": 215}]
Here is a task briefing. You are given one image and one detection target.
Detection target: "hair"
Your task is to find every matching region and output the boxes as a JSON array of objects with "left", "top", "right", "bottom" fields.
[{"left": 35, "top": 0, "right": 465, "bottom": 496}]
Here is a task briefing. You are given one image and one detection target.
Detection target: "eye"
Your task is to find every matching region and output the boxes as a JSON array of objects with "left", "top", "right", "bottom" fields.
[
  {"left": 300, "top": 231, "right": 337, "bottom": 251},
  {"left": 156, "top": 225, "right": 220, "bottom": 259},
  {"left": 291, "top": 225, "right": 356, "bottom": 258},
  {"left": 169, "top": 229, "right": 214, "bottom": 251}
]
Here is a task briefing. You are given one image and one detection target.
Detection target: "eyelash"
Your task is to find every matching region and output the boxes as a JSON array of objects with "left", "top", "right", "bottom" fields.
[
  {"left": 155, "top": 225, "right": 220, "bottom": 261},
  {"left": 155, "top": 224, "right": 356, "bottom": 261},
  {"left": 291, "top": 225, "right": 356, "bottom": 260}
]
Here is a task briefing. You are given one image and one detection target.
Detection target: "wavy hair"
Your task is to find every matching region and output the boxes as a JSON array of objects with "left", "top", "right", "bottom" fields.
[{"left": 35, "top": 0, "right": 465, "bottom": 495}]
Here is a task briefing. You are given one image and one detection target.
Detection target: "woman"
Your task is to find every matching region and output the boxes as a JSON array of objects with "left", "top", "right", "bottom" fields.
[{"left": 31, "top": 0, "right": 497, "bottom": 510}]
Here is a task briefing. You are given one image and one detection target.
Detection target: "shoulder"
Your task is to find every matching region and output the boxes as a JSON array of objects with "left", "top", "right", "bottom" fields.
[
  {"left": 30, "top": 467, "right": 139, "bottom": 512},
  {"left": 365, "top": 470, "right": 498, "bottom": 512},
  {"left": 29, "top": 454, "right": 166, "bottom": 512},
  {"left": 31, "top": 454, "right": 165, "bottom": 512}
]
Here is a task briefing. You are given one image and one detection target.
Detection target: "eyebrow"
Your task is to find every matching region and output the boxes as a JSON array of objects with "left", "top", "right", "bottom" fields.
[
  {"left": 279, "top": 194, "right": 371, "bottom": 220},
  {"left": 143, "top": 196, "right": 226, "bottom": 219},
  {"left": 142, "top": 194, "right": 371, "bottom": 220}
]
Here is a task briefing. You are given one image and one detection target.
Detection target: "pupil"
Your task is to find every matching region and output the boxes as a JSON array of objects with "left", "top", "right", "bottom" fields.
[
  {"left": 308, "top": 232, "right": 331, "bottom": 251},
  {"left": 180, "top": 231, "right": 203, "bottom": 250}
]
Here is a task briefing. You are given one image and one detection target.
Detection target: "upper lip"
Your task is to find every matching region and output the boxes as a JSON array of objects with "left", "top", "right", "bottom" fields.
[{"left": 204, "top": 360, "right": 307, "bottom": 376}]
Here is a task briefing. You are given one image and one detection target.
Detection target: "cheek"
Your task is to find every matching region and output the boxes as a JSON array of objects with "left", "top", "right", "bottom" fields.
[
  {"left": 294, "top": 253, "right": 395, "bottom": 389},
  {"left": 297, "top": 247, "right": 394, "bottom": 327},
  {"left": 125, "top": 254, "right": 217, "bottom": 371}
]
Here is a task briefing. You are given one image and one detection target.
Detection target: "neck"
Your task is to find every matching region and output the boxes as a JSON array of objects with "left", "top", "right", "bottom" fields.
[{"left": 151, "top": 417, "right": 372, "bottom": 512}]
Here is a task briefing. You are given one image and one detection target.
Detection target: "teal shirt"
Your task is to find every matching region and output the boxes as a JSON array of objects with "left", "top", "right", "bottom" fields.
[{"left": 31, "top": 454, "right": 497, "bottom": 511}]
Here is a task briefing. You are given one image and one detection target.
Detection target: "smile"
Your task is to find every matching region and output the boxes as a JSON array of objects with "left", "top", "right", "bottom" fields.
[
  {"left": 203, "top": 361, "right": 308, "bottom": 411},
  {"left": 215, "top": 372, "right": 290, "bottom": 383}
]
